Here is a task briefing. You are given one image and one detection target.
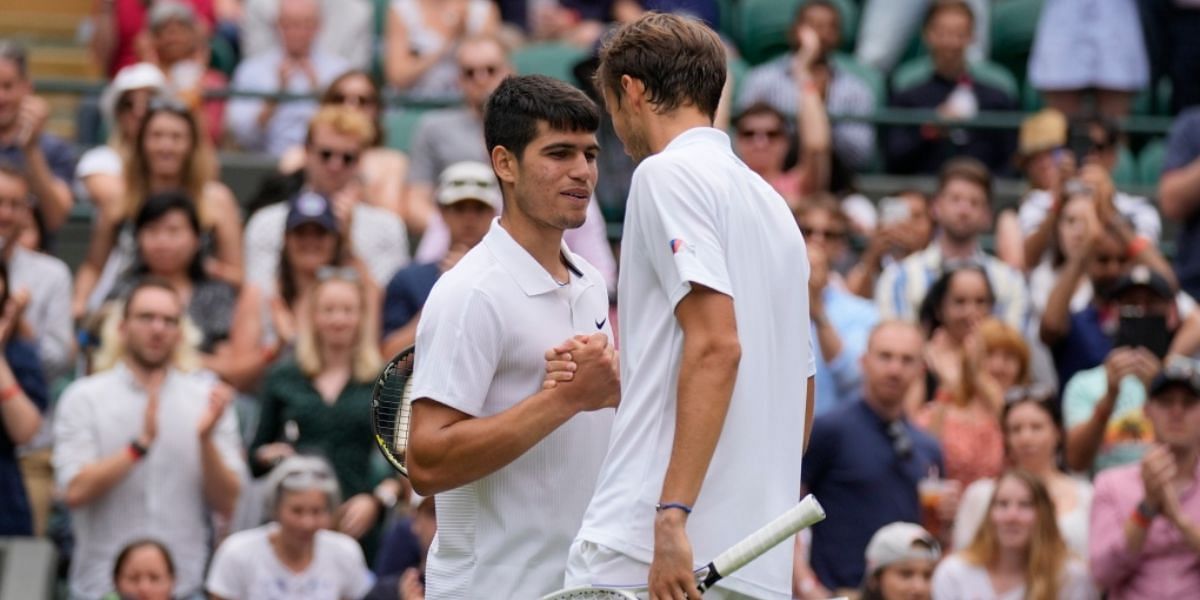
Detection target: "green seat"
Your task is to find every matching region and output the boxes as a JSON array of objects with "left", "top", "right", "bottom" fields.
[
  {"left": 831, "top": 52, "right": 884, "bottom": 105},
  {"left": 371, "top": 0, "right": 390, "bottom": 83},
  {"left": 989, "top": 0, "right": 1043, "bottom": 83},
  {"left": 513, "top": 42, "right": 590, "bottom": 87},
  {"left": 728, "top": 54, "right": 749, "bottom": 106},
  {"left": 1020, "top": 80, "right": 1044, "bottom": 112},
  {"left": 734, "top": 0, "right": 803, "bottom": 65},
  {"left": 891, "top": 56, "right": 1019, "bottom": 99},
  {"left": 208, "top": 36, "right": 238, "bottom": 78},
  {"left": 383, "top": 107, "right": 431, "bottom": 154},
  {"left": 1132, "top": 78, "right": 1173, "bottom": 116},
  {"left": 820, "top": 0, "right": 860, "bottom": 52},
  {"left": 1112, "top": 144, "right": 1138, "bottom": 188},
  {"left": 1138, "top": 138, "right": 1167, "bottom": 185}
]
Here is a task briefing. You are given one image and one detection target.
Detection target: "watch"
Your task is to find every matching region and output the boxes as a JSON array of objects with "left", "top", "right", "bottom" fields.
[{"left": 1137, "top": 500, "right": 1159, "bottom": 520}]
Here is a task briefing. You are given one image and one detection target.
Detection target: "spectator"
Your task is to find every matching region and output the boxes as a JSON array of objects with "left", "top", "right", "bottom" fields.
[
  {"left": 799, "top": 321, "right": 950, "bottom": 595},
  {"left": 932, "top": 469, "right": 1096, "bottom": 599},
  {"left": 611, "top": 0, "right": 719, "bottom": 28},
  {"left": 733, "top": 98, "right": 829, "bottom": 210},
  {"left": 855, "top": 0, "right": 989, "bottom": 73},
  {"left": 797, "top": 196, "right": 879, "bottom": 416},
  {"left": 145, "top": 0, "right": 228, "bottom": 146},
  {"left": 976, "top": 318, "right": 1033, "bottom": 399},
  {"left": 244, "top": 106, "right": 407, "bottom": 293},
  {"left": 105, "top": 539, "right": 175, "bottom": 600},
  {"left": 0, "top": 260, "right": 47, "bottom": 537},
  {"left": 406, "top": 36, "right": 615, "bottom": 289},
  {"left": 226, "top": 0, "right": 349, "bottom": 156},
  {"left": 875, "top": 158, "right": 1030, "bottom": 332},
  {"left": 1029, "top": 0, "right": 1149, "bottom": 118},
  {"left": 279, "top": 70, "right": 410, "bottom": 220},
  {"left": 737, "top": 0, "right": 876, "bottom": 171},
  {"left": 0, "top": 41, "right": 75, "bottom": 235},
  {"left": 1089, "top": 356, "right": 1200, "bottom": 599},
  {"left": 75, "top": 63, "right": 166, "bottom": 211},
  {"left": 846, "top": 190, "right": 934, "bottom": 300},
  {"left": 207, "top": 455, "right": 374, "bottom": 600},
  {"left": 954, "top": 393, "right": 1094, "bottom": 559},
  {"left": 1011, "top": 108, "right": 1072, "bottom": 272},
  {"left": 530, "top": 0, "right": 610, "bottom": 47},
  {"left": 73, "top": 99, "right": 243, "bottom": 319},
  {"left": 1159, "top": 107, "right": 1200, "bottom": 300},
  {"left": 242, "top": 0, "right": 374, "bottom": 70},
  {"left": 912, "top": 266, "right": 1005, "bottom": 487},
  {"left": 383, "top": 0, "right": 500, "bottom": 100},
  {"left": 381, "top": 161, "right": 497, "bottom": 357},
  {"left": 90, "top": 0, "right": 216, "bottom": 77},
  {"left": 250, "top": 271, "right": 395, "bottom": 558},
  {"left": 885, "top": 1, "right": 1017, "bottom": 175},
  {"left": 372, "top": 495, "right": 434, "bottom": 600},
  {"left": 53, "top": 279, "right": 245, "bottom": 599},
  {"left": 854, "top": 522, "right": 940, "bottom": 600}
]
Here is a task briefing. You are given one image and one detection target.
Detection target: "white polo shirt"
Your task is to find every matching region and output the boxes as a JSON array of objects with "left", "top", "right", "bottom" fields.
[
  {"left": 575, "top": 127, "right": 815, "bottom": 599},
  {"left": 411, "top": 219, "right": 615, "bottom": 600}
]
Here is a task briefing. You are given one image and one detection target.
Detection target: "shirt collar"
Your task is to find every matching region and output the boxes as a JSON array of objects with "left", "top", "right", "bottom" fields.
[
  {"left": 662, "top": 127, "right": 732, "bottom": 154},
  {"left": 482, "top": 218, "right": 591, "bottom": 297},
  {"left": 919, "top": 240, "right": 988, "bottom": 269}
]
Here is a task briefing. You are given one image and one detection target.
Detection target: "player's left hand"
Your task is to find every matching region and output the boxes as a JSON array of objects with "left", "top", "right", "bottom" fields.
[{"left": 649, "top": 511, "right": 702, "bottom": 600}]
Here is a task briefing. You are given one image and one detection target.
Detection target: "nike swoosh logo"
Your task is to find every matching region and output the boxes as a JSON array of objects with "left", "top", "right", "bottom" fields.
[{"left": 595, "top": 317, "right": 607, "bottom": 330}]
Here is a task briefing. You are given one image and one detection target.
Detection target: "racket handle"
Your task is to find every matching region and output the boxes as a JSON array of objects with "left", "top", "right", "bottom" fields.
[{"left": 702, "top": 495, "right": 826, "bottom": 588}]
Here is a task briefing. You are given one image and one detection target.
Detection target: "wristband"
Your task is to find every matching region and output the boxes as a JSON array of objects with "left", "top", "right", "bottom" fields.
[
  {"left": 1127, "top": 236, "right": 1151, "bottom": 259},
  {"left": 0, "top": 384, "right": 20, "bottom": 403},
  {"left": 656, "top": 502, "right": 693, "bottom": 515},
  {"left": 128, "top": 439, "right": 148, "bottom": 461},
  {"left": 1132, "top": 501, "right": 1157, "bottom": 529}
]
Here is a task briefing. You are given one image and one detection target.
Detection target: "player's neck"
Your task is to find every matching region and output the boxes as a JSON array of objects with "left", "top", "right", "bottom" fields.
[
  {"left": 645, "top": 108, "right": 715, "bottom": 156},
  {"left": 498, "top": 215, "right": 569, "bottom": 282}
]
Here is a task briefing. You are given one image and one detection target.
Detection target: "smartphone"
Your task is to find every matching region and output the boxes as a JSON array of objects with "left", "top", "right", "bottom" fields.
[
  {"left": 879, "top": 197, "right": 911, "bottom": 227},
  {"left": 1114, "top": 313, "right": 1171, "bottom": 359}
]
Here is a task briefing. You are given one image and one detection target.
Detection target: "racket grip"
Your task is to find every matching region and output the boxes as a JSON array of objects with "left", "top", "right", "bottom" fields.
[{"left": 708, "top": 495, "right": 826, "bottom": 581}]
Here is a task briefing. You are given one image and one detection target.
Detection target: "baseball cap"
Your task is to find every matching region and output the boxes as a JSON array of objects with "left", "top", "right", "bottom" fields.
[
  {"left": 436, "top": 161, "right": 501, "bottom": 210},
  {"left": 1148, "top": 355, "right": 1200, "bottom": 398},
  {"left": 864, "top": 522, "right": 941, "bottom": 574},
  {"left": 100, "top": 63, "right": 167, "bottom": 124},
  {"left": 148, "top": 0, "right": 198, "bottom": 30},
  {"left": 1105, "top": 265, "right": 1173, "bottom": 302},
  {"left": 286, "top": 191, "right": 338, "bottom": 232},
  {"left": 1018, "top": 109, "right": 1067, "bottom": 158}
]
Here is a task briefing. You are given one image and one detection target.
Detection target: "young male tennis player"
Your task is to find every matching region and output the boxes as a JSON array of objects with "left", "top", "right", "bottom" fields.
[
  {"left": 562, "top": 13, "right": 816, "bottom": 600},
  {"left": 406, "top": 74, "right": 618, "bottom": 599}
]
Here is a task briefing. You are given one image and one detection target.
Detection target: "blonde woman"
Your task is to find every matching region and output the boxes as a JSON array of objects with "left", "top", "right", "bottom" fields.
[
  {"left": 932, "top": 469, "right": 1096, "bottom": 600},
  {"left": 73, "top": 99, "right": 243, "bottom": 320}
]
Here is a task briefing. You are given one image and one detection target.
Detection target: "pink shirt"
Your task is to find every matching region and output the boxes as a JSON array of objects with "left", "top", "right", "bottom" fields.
[{"left": 1089, "top": 461, "right": 1200, "bottom": 599}]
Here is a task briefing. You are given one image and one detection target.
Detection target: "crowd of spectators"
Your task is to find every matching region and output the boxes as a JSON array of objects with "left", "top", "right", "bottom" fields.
[{"left": 2, "top": 0, "right": 1200, "bottom": 599}]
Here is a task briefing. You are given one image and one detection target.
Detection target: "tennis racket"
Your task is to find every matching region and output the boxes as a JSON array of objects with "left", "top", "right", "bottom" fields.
[
  {"left": 541, "top": 494, "right": 826, "bottom": 599},
  {"left": 371, "top": 346, "right": 416, "bottom": 477}
]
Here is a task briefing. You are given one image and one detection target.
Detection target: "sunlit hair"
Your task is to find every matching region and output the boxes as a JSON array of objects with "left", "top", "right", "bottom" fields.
[
  {"left": 92, "top": 300, "right": 203, "bottom": 374},
  {"left": 123, "top": 100, "right": 215, "bottom": 226},
  {"left": 320, "top": 70, "right": 384, "bottom": 147},
  {"left": 963, "top": 469, "right": 1068, "bottom": 600},
  {"left": 303, "top": 104, "right": 374, "bottom": 148},
  {"left": 977, "top": 318, "right": 1031, "bottom": 385},
  {"left": 294, "top": 272, "right": 382, "bottom": 383}
]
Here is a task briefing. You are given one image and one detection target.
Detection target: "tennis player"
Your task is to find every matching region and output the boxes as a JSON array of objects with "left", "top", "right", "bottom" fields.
[
  {"left": 561, "top": 13, "right": 815, "bottom": 600},
  {"left": 406, "top": 74, "right": 619, "bottom": 599}
]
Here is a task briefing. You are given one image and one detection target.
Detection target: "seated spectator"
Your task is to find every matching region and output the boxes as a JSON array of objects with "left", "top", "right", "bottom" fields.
[
  {"left": 733, "top": 98, "right": 829, "bottom": 211},
  {"left": 530, "top": 0, "right": 610, "bottom": 47},
  {"left": 875, "top": 158, "right": 1029, "bottom": 332},
  {"left": 0, "top": 261, "right": 47, "bottom": 536},
  {"left": 912, "top": 266, "right": 1005, "bottom": 487},
  {"left": 250, "top": 271, "right": 398, "bottom": 558},
  {"left": 90, "top": 0, "right": 216, "bottom": 78},
  {"left": 53, "top": 279, "right": 245, "bottom": 599},
  {"left": 976, "top": 318, "right": 1033, "bottom": 401},
  {"left": 853, "top": 522, "right": 940, "bottom": 600},
  {"left": 384, "top": 0, "right": 500, "bottom": 99},
  {"left": 797, "top": 197, "right": 878, "bottom": 416},
  {"left": 244, "top": 106, "right": 408, "bottom": 292},
  {"left": 855, "top": 0, "right": 989, "bottom": 73},
  {"left": 226, "top": 0, "right": 349, "bottom": 156},
  {"left": 0, "top": 41, "right": 75, "bottom": 235},
  {"left": 382, "top": 161, "right": 497, "bottom": 357},
  {"left": 1089, "top": 356, "right": 1200, "bottom": 599},
  {"left": 372, "top": 495, "right": 435, "bottom": 600},
  {"left": 207, "top": 455, "right": 373, "bottom": 600},
  {"left": 799, "top": 321, "right": 951, "bottom": 595},
  {"left": 932, "top": 469, "right": 1096, "bottom": 598},
  {"left": 76, "top": 63, "right": 166, "bottom": 211},
  {"left": 145, "top": 1, "right": 228, "bottom": 146},
  {"left": 737, "top": 0, "right": 876, "bottom": 171},
  {"left": 1159, "top": 107, "right": 1200, "bottom": 300},
  {"left": 104, "top": 539, "right": 176, "bottom": 600},
  {"left": 280, "top": 70, "right": 410, "bottom": 219},
  {"left": 1010, "top": 108, "right": 1072, "bottom": 272},
  {"left": 1029, "top": 0, "right": 1149, "bottom": 118},
  {"left": 242, "top": 0, "right": 374, "bottom": 70},
  {"left": 885, "top": 1, "right": 1017, "bottom": 175},
  {"left": 847, "top": 190, "right": 934, "bottom": 300},
  {"left": 954, "top": 393, "right": 1094, "bottom": 559},
  {"left": 73, "top": 99, "right": 243, "bottom": 319},
  {"left": 611, "top": 0, "right": 719, "bottom": 29}
]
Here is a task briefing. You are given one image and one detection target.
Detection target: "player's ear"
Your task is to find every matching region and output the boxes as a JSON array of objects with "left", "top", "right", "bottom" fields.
[
  {"left": 620, "top": 74, "right": 645, "bottom": 109},
  {"left": 491, "top": 145, "right": 518, "bottom": 185}
]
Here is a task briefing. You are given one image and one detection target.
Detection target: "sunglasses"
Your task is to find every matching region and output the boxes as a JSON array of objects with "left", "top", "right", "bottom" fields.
[
  {"left": 800, "top": 227, "right": 846, "bottom": 242},
  {"left": 147, "top": 96, "right": 190, "bottom": 115},
  {"left": 329, "top": 92, "right": 378, "bottom": 108},
  {"left": 461, "top": 65, "right": 500, "bottom": 79},
  {"left": 1003, "top": 383, "right": 1056, "bottom": 405},
  {"left": 316, "top": 148, "right": 360, "bottom": 167},
  {"left": 886, "top": 420, "right": 913, "bottom": 462},
  {"left": 737, "top": 128, "right": 785, "bottom": 142},
  {"left": 316, "top": 266, "right": 359, "bottom": 282}
]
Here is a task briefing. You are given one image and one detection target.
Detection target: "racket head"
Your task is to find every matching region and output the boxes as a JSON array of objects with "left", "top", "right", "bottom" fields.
[
  {"left": 371, "top": 346, "right": 416, "bottom": 477},
  {"left": 539, "top": 587, "right": 640, "bottom": 600}
]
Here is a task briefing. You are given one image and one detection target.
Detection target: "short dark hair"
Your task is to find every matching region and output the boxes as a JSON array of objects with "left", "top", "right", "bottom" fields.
[
  {"left": 483, "top": 74, "right": 600, "bottom": 160},
  {"left": 918, "top": 263, "right": 995, "bottom": 336},
  {"left": 594, "top": 12, "right": 726, "bottom": 120},
  {"left": 790, "top": 0, "right": 841, "bottom": 49},
  {"left": 122, "top": 276, "right": 181, "bottom": 320},
  {"left": 112, "top": 539, "right": 176, "bottom": 583},
  {"left": 937, "top": 157, "right": 992, "bottom": 202},
  {"left": 924, "top": 0, "right": 975, "bottom": 29},
  {"left": 133, "top": 190, "right": 206, "bottom": 282},
  {"left": 0, "top": 40, "right": 28, "bottom": 79}
]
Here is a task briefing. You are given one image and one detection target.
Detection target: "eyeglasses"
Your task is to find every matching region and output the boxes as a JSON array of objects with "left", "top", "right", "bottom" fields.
[
  {"left": 800, "top": 227, "right": 846, "bottom": 242},
  {"left": 329, "top": 92, "right": 378, "bottom": 108},
  {"left": 461, "top": 64, "right": 500, "bottom": 79},
  {"left": 316, "top": 266, "right": 359, "bottom": 282},
  {"left": 316, "top": 148, "right": 360, "bottom": 167},
  {"left": 736, "top": 128, "right": 785, "bottom": 142}
]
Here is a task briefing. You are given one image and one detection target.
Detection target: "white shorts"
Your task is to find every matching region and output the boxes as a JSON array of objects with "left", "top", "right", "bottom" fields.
[{"left": 564, "top": 539, "right": 760, "bottom": 600}]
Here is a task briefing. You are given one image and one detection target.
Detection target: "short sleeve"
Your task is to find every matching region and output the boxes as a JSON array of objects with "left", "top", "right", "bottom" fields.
[
  {"left": 51, "top": 383, "right": 100, "bottom": 490},
  {"left": 210, "top": 381, "right": 250, "bottom": 481},
  {"left": 632, "top": 159, "right": 732, "bottom": 309},
  {"left": 411, "top": 283, "right": 503, "bottom": 417},
  {"left": 333, "top": 534, "right": 375, "bottom": 598},
  {"left": 1017, "top": 190, "right": 1052, "bottom": 236},
  {"left": 205, "top": 533, "right": 248, "bottom": 598},
  {"left": 1062, "top": 369, "right": 1104, "bottom": 430},
  {"left": 801, "top": 416, "right": 835, "bottom": 490},
  {"left": 75, "top": 147, "right": 122, "bottom": 180}
]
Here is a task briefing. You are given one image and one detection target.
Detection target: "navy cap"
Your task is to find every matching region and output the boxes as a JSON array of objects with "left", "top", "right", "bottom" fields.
[
  {"left": 1106, "top": 265, "right": 1173, "bottom": 302},
  {"left": 1149, "top": 356, "right": 1200, "bottom": 398},
  {"left": 286, "top": 191, "right": 338, "bottom": 232}
]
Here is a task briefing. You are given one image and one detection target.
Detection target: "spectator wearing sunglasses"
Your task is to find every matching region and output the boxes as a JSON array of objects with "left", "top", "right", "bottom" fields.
[
  {"left": 225, "top": 0, "right": 350, "bottom": 156},
  {"left": 384, "top": 0, "right": 500, "bottom": 100},
  {"left": 207, "top": 456, "right": 373, "bottom": 600}
]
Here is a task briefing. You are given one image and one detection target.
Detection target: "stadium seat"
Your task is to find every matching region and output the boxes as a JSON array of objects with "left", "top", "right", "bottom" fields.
[
  {"left": 208, "top": 36, "right": 238, "bottom": 78},
  {"left": 1138, "top": 138, "right": 1167, "bottom": 185},
  {"left": 989, "top": 0, "right": 1043, "bottom": 83},
  {"left": 734, "top": 0, "right": 802, "bottom": 65},
  {"left": 1132, "top": 78, "right": 1173, "bottom": 116},
  {"left": 728, "top": 54, "right": 749, "bottom": 106},
  {"left": 513, "top": 42, "right": 590, "bottom": 87},
  {"left": 1112, "top": 144, "right": 1139, "bottom": 188},
  {"left": 370, "top": 0, "right": 390, "bottom": 83},
  {"left": 890, "top": 56, "right": 1020, "bottom": 99},
  {"left": 383, "top": 107, "right": 431, "bottom": 154}
]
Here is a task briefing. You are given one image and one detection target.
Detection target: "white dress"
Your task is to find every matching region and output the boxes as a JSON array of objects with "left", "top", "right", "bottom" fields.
[
  {"left": 1028, "top": 0, "right": 1149, "bottom": 91},
  {"left": 932, "top": 554, "right": 1098, "bottom": 600}
]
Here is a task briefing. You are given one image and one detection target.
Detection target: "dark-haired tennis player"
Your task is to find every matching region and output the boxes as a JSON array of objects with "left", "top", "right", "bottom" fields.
[
  {"left": 562, "top": 13, "right": 815, "bottom": 600},
  {"left": 405, "top": 74, "right": 618, "bottom": 599}
]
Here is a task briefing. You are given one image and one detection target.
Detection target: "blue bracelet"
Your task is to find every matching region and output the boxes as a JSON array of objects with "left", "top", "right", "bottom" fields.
[{"left": 656, "top": 502, "right": 693, "bottom": 515}]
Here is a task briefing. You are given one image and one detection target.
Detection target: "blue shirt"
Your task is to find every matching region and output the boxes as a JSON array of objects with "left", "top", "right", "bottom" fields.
[
  {"left": 1051, "top": 305, "right": 1112, "bottom": 398},
  {"left": 802, "top": 399, "right": 944, "bottom": 590},
  {"left": 0, "top": 133, "right": 76, "bottom": 183},
  {"left": 382, "top": 262, "right": 441, "bottom": 336},
  {"left": 0, "top": 339, "right": 48, "bottom": 535},
  {"left": 1164, "top": 108, "right": 1200, "bottom": 299},
  {"left": 813, "top": 286, "right": 878, "bottom": 416}
]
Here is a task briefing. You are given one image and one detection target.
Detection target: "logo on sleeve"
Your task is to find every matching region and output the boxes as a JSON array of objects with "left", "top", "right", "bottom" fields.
[
  {"left": 595, "top": 317, "right": 607, "bottom": 330},
  {"left": 669, "top": 238, "right": 686, "bottom": 254}
]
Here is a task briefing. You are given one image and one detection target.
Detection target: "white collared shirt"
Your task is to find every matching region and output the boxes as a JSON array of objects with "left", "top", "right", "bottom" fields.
[
  {"left": 577, "top": 127, "right": 814, "bottom": 600},
  {"left": 52, "top": 364, "right": 247, "bottom": 599},
  {"left": 411, "top": 219, "right": 615, "bottom": 599}
]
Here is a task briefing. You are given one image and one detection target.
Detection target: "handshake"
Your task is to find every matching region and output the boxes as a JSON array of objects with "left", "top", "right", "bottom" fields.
[{"left": 542, "top": 332, "right": 621, "bottom": 412}]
